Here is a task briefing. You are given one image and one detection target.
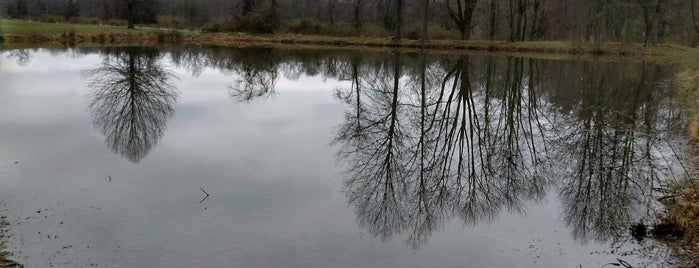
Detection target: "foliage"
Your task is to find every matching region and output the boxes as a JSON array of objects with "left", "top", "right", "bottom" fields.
[
  {"left": 156, "top": 15, "right": 183, "bottom": 29},
  {"left": 121, "top": 0, "right": 159, "bottom": 27},
  {"left": 156, "top": 30, "right": 183, "bottom": 42},
  {"left": 33, "top": 14, "right": 65, "bottom": 23},
  {"left": 104, "top": 19, "right": 128, "bottom": 27},
  {"left": 5, "top": 0, "right": 27, "bottom": 19},
  {"left": 287, "top": 18, "right": 329, "bottom": 35},
  {"left": 405, "top": 25, "right": 460, "bottom": 40},
  {"left": 63, "top": 0, "right": 80, "bottom": 21},
  {"left": 0, "top": 18, "right": 142, "bottom": 35},
  {"left": 229, "top": 4, "right": 279, "bottom": 34},
  {"left": 286, "top": 19, "right": 354, "bottom": 36},
  {"left": 658, "top": 178, "right": 699, "bottom": 245}
]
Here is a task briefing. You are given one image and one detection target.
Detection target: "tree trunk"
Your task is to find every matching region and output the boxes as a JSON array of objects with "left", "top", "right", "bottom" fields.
[
  {"left": 382, "top": 0, "right": 393, "bottom": 30},
  {"left": 508, "top": 0, "right": 515, "bottom": 42},
  {"left": 127, "top": 0, "right": 135, "bottom": 29},
  {"left": 641, "top": 0, "right": 662, "bottom": 47},
  {"left": 517, "top": 0, "right": 525, "bottom": 41},
  {"left": 394, "top": 0, "right": 403, "bottom": 40},
  {"left": 422, "top": 0, "right": 429, "bottom": 41},
  {"left": 242, "top": 0, "right": 256, "bottom": 16},
  {"left": 447, "top": 0, "right": 477, "bottom": 40},
  {"left": 353, "top": 0, "right": 362, "bottom": 29},
  {"left": 488, "top": 0, "right": 496, "bottom": 40},
  {"left": 692, "top": 0, "right": 699, "bottom": 46},
  {"left": 642, "top": 1, "right": 652, "bottom": 47}
]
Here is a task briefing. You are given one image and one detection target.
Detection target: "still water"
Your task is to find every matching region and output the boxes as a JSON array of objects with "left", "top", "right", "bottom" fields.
[{"left": 0, "top": 46, "right": 691, "bottom": 267}]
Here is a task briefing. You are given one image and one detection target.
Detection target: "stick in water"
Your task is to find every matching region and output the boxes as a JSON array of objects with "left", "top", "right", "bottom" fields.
[{"left": 199, "top": 187, "right": 210, "bottom": 203}]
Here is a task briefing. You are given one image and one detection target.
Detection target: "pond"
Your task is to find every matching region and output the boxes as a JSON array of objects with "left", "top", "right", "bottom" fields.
[{"left": 0, "top": 46, "right": 691, "bottom": 267}]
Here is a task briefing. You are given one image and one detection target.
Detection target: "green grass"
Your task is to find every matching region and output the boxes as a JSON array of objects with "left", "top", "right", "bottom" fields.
[
  {"left": 1, "top": 18, "right": 137, "bottom": 34},
  {"left": 0, "top": 18, "right": 196, "bottom": 36}
]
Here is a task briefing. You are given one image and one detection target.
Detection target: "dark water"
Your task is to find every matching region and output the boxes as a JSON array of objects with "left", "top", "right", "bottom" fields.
[{"left": 0, "top": 46, "right": 691, "bottom": 267}]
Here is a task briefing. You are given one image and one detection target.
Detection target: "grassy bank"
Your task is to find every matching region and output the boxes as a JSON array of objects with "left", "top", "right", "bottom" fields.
[
  {"left": 1, "top": 19, "right": 697, "bottom": 58},
  {"left": 655, "top": 177, "right": 699, "bottom": 266},
  {"left": 648, "top": 68, "right": 699, "bottom": 266}
]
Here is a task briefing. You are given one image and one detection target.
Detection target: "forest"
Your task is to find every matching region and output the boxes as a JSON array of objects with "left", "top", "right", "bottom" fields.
[{"left": 2, "top": 0, "right": 699, "bottom": 47}]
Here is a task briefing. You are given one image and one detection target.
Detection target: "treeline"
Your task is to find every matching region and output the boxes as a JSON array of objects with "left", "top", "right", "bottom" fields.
[{"left": 3, "top": 0, "right": 699, "bottom": 46}]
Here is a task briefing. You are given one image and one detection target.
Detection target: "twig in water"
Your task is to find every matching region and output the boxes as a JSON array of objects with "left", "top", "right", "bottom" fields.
[{"left": 199, "top": 187, "right": 210, "bottom": 203}]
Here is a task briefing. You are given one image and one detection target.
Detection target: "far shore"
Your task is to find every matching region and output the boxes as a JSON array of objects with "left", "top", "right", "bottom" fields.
[{"left": 1, "top": 19, "right": 698, "bottom": 60}]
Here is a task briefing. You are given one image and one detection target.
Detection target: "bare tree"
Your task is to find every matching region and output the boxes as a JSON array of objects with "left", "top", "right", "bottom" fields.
[{"left": 446, "top": 0, "right": 478, "bottom": 40}]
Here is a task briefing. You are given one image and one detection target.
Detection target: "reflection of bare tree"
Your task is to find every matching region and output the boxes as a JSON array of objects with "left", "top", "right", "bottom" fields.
[
  {"left": 337, "top": 52, "right": 409, "bottom": 241},
  {"left": 335, "top": 54, "right": 554, "bottom": 248},
  {"left": 164, "top": 46, "right": 368, "bottom": 101},
  {"left": 556, "top": 61, "right": 683, "bottom": 243},
  {"left": 85, "top": 47, "right": 179, "bottom": 163},
  {"left": 208, "top": 47, "right": 280, "bottom": 102},
  {"left": 229, "top": 62, "right": 279, "bottom": 101},
  {"left": 168, "top": 45, "right": 208, "bottom": 77},
  {"left": 429, "top": 56, "right": 552, "bottom": 227},
  {"left": 90, "top": 45, "right": 688, "bottom": 249},
  {"left": 5, "top": 49, "right": 31, "bottom": 66},
  {"left": 333, "top": 51, "right": 687, "bottom": 250}
]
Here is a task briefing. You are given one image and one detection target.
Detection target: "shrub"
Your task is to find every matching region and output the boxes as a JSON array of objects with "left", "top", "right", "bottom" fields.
[
  {"left": 63, "top": 0, "right": 80, "bottom": 21},
  {"left": 156, "top": 30, "right": 183, "bottom": 42},
  {"left": 405, "top": 27, "right": 421, "bottom": 40},
  {"left": 104, "top": 19, "right": 128, "bottom": 27},
  {"left": 69, "top": 16, "right": 101, "bottom": 25},
  {"left": 207, "top": 22, "right": 222, "bottom": 33},
  {"left": 33, "top": 14, "right": 65, "bottom": 23},
  {"left": 285, "top": 19, "right": 384, "bottom": 37},
  {"left": 358, "top": 23, "right": 391, "bottom": 38},
  {"left": 157, "top": 15, "right": 182, "bottom": 29},
  {"left": 230, "top": 6, "right": 280, "bottom": 33},
  {"left": 427, "top": 25, "right": 459, "bottom": 40},
  {"left": 287, "top": 18, "right": 328, "bottom": 35}
]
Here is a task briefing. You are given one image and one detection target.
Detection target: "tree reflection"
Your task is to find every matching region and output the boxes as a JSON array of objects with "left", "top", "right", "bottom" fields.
[
  {"left": 85, "top": 47, "right": 179, "bottom": 163},
  {"left": 555, "top": 61, "right": 681, "bottom": 242},
  {"left": 336, "top": 52, "right": 410, "bottom": 241},
  {"left": 335, "top": 54, "right": 557, "bottom": 247},
  {"left": 5, "top": 49, "right": 31, "bottom": 66},
  {"left": 72, "top": 45, "right": 687, "bottom": 249},
  {"left": 334, "top": 52, "right": 685, "bottom": 248}
]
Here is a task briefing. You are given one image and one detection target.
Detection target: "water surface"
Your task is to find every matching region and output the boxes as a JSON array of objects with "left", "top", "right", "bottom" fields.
[{"left": 0, "top": 46, "right": 690, "bottom": 267}]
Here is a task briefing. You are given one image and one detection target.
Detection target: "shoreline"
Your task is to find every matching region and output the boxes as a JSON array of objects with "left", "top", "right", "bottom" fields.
[
  {"left": 1, "top": 19, "right": 696, "bottom": 59},
  {"left": 2, "top": 31, "right": 694, "bottom": 56}
]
